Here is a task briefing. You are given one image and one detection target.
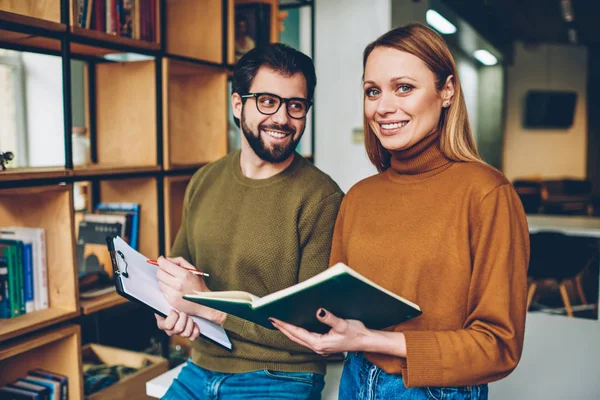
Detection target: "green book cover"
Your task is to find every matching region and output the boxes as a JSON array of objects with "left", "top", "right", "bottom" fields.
[
  {"left": 0, "top": 244, "right": 19, "bottom": 317},
  {"left": 183, "top": 263, "right": 422, "bottom": 334},
  {"left": 0, "top": 239, "right": 25, "bottom": 315}
]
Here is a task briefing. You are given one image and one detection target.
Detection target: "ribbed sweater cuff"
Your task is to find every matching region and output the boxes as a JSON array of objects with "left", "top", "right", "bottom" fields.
[
  {"left": 403, "top": 331, "right": 443, "bottom": 387},
  {"left": 222, "top": 314, "right": 246, "bottom": 335}
]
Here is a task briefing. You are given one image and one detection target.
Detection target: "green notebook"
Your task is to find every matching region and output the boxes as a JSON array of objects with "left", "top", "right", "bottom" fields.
[{"left": 183, "top": 263, "right": 422, "bottom": 333}]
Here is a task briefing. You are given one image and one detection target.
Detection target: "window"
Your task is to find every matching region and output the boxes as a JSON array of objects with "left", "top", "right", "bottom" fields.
[{"left": 0, "top": 49, "right": 28, "bottom": 168}]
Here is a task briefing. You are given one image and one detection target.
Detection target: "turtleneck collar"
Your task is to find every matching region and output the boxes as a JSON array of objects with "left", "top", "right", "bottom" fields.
[{"left": 387, "top": 131, "right": 452, "bottom": 182}]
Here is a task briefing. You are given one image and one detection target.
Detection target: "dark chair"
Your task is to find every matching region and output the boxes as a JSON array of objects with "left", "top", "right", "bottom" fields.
[
  {"left": 513, "top": 180, "right": 546, "bottom": 214},
  {"left": 527, "top": 232, "right": 598, "bottom": 317}
]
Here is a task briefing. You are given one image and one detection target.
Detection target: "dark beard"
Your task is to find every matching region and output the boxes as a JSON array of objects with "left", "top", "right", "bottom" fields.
[{"left": 241, "top": 111, "right": 303, "bottom": 164}]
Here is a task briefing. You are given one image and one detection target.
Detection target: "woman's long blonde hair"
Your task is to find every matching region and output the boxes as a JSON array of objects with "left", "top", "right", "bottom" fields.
[{"left": 363, "top": 23, "right": 482, "bottom": 172}]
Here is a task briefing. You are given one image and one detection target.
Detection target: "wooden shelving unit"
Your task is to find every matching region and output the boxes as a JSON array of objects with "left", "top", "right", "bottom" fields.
[{"left": 0, "top": 0, "right": 313, "bottom": 391}]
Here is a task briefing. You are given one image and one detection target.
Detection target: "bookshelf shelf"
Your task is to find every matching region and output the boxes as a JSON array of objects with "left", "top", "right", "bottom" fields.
[
  {"left": 163, "top": 59, "right": 228, "bottom": 170},
  {"left": 0, "top": 9, "right": 65, "bottom": 31},
  {"left": 0, "top": 167, "right": 70, "bottom": 183},
  {"left": 0, "top": 184, "right": 79, "bottom": 341},
  {"left": 99, "top": 177, "right": 159, "bottom": 259},
  {"left": 72, "top": 164, "right": 161, "bottom": 178},
  {"left": 80, "top": 291, "right": 127, "bottom": 315},
  {"left": 166, "top": 0, "right": 223, "bottom": 64},
  {"left": 0, "top": 324, "right": 83, "bottom": 399},
  {"left": 71, "top": 27, "right": 160, "bottom": 53},
  {"left": 0, "top": 308, "right": 80, "bottom": 343},
  {"left": 0, "top": 1, "right": 62, "bottom": 25},
  {"left": 95, "top": 59, "right": 158, "bottom": 168}
]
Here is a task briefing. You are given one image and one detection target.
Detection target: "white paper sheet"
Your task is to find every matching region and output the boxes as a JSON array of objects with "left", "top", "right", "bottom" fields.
[{"left": 112, "top": 236, "right": 232, "bottom": 349}]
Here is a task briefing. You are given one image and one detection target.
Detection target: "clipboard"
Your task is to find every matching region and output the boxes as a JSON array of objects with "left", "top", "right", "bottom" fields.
[{"left": 106, "top": 236, "right": 232, "bottom": 350}]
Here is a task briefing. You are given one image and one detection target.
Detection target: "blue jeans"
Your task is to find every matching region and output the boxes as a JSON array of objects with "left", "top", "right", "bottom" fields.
[
  {"left": 339, "top": 352, "right": 488, "bottom": 400},
  {"left": 161, "top": 361, "right": 325, "bottom": 400}
]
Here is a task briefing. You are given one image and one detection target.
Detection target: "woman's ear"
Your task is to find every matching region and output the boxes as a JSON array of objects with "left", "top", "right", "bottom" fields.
[
  {"left": 442, "top": 75, "right": 455, "bottom": 106},
  {"left": 232, "top": 93, "right": 243, "bottom": 120}
]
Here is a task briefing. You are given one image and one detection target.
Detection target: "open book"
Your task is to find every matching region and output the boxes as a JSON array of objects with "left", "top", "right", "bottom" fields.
[{"left": 183, "top": 263, "right": 422, "bottom": 333}]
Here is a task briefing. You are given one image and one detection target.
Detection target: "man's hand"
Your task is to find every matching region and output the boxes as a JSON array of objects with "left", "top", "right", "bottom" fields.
[
  {"left": 155, "top": 310, "right": 200, "bottom": 340},
  {"left": 156, "top": 256, "right": 226, "bottom": 325}
]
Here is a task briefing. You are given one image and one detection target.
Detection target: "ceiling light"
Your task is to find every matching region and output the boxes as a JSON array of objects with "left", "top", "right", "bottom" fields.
[
  {"left": 473, "top": 49, "right": 498, "bottom": 66},
  {"left": 426, "top": 9, "right": 457, "bottom": 35}
]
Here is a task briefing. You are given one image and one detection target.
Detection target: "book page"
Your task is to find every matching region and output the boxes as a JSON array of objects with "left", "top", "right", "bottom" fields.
[
  {"left": 188, "top": 290, "right": 259, "bottom": 303},
  {"left": 112, "top": 237, "right": 231, "bottom": 349}
]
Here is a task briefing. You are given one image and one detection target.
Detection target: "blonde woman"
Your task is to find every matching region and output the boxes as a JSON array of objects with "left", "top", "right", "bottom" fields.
[{"left": 271, "top": 24, "right": 529, "bottom": 400}]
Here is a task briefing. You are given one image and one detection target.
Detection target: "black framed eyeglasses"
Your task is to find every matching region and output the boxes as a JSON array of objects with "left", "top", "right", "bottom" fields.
[{"left": 241, "top": 92, "right": 312, "bottom": 120}]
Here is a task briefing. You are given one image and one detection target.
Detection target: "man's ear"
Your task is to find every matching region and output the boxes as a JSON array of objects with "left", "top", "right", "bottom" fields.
[{"left": 232, "top": 93, "right": 243, "bottom": 120}]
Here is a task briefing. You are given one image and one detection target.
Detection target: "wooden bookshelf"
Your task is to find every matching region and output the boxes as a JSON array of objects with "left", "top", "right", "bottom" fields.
[
  {"left": 0, "top": 0, "right": 310, "bottom": 390},
  {"left": 0, "top": 324, "right": 83, "bottom": 399},
  {"left": 0, "top": 185, "right": 79, "bottom": 342},
  {"left": 166, "top": 0, "right": 223, "bottom": 64},
  {"left": 163, "top": 175, "right": 192, "bottom": 255},
  {"left": 163, "top": 59, "right": 228, "bottom": 170},
  {"left": 0, "top": 1, "right": 61, "bottom": 24},
  {"left": 95, "top": 59, "right": 157, "bottom": 168}
]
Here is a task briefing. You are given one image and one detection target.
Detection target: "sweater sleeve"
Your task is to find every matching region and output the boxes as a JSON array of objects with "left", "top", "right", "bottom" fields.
[
  {"left": 402, "top": 184, "right": 530, "bottom": 387},
  {"left": 222, "top": 191, "right": 344, "bottom": 351}
]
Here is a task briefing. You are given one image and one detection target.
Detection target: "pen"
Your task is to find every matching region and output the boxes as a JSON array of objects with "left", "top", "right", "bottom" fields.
[{"left": 147, "top": 259, "right": 210, "bottom": 277}]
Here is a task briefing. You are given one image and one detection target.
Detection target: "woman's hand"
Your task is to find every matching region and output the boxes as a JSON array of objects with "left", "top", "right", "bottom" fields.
[
  {"left": 155, "top": 310, "right": 200, "bottom": 340},
  {"left": 270, "top": 308, "right": 373, "bottom": 356},
  {"left": 156, "top": 256, "right": 226, "bottom": 325}
]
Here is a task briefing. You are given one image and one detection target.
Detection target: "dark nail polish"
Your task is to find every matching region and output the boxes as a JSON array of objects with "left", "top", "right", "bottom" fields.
[
  {"left": 268, "top": 318, "right": 275, "bottom": 324},
  {"left": 318, "top": 309, "right": 326, "bottom": 318}
]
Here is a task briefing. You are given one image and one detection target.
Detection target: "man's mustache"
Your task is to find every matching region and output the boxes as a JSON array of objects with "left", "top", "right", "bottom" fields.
[{"left": 259, "top": 123, "right": 296, "bottom": 135}]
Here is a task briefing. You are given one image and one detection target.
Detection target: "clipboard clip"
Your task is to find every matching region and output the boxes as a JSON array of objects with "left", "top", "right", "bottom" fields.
[{"left": 106, "top": 236, "right": 129, "bottom": 278}]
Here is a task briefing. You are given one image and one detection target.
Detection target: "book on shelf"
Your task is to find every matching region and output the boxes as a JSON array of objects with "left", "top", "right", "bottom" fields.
[
  {"left": 183, "top": 263, "right": 423, "bottom": 334},
  {"left": 95, "top": 202, "right": 140, "bottom": 251},
  {"left": 22, "top": 376, "right": 60, "bottom": 400},
  {"left": 77, "top": 220, "right": 122, "bottom": 279},
  {"left": 0, "top": 238, "right": 25, "bottom": 317},
  {"left": 74, "top": 0, "right": 155, "bottom": 42},
  {"left": 0, "top": 257, "right": 9, "bottom": 318},
  {"left": 7, "top": 379, "right": 51, "bottom": 400},
  {"left": 0, "top": 227, "right": 49, "bottom": 312},
  {"left": 0, "top": 369, "right": 67, "bottom": 400},
  {"left": 28, "top": 369, "right": 68, "bottom": 400}
]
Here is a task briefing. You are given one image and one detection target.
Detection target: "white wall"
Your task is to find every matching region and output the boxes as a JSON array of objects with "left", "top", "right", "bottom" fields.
[
  {"left": 502, "top": 42, "right": 588, "bottom": 181},
  {"left": 23, "top": 52, "right": 64, "bottom": 167},
  {"left": 314, "top": 0, "right": 390, "bottom": 192}
]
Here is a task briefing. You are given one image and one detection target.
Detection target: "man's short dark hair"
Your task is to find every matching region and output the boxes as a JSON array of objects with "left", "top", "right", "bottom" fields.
[{"left": 231, "top": 43, "right": 316, "bottom": 127}]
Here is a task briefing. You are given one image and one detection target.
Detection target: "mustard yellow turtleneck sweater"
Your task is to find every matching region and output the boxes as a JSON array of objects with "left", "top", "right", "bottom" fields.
[{"left": 329, "top": 132, "right": 530, "bottom": 387}]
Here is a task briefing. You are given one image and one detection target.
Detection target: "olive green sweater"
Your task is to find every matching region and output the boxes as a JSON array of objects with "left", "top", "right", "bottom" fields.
[
  {"left": 330, "top": 132, "right": 530, "bottom": 387},
  {"left": 171, "top": 150, "right": 343, "bottom": 374}
]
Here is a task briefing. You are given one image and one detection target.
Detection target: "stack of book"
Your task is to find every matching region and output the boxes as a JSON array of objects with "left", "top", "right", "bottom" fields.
[
  {"left": 0, "top": 228, "right": 48, "bottom": 319},
  {"left": 0, "top": 368, "right": 68, "bottom": 400}
]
